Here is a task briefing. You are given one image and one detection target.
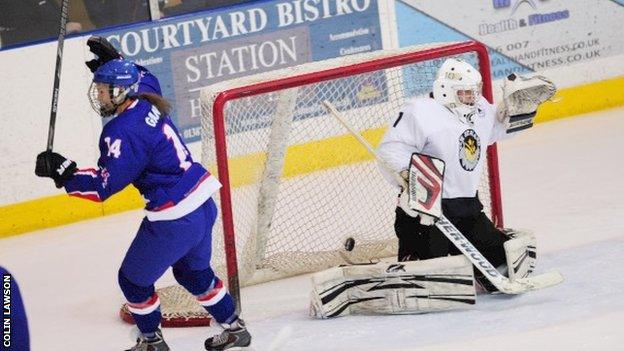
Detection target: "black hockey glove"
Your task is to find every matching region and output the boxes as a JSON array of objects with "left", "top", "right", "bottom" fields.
[
  {"left": 35, "top": 151, "right": 77, "bottom": 188},
  {"left": 85, "top": 36, "right": 123, "bottom": 73}
]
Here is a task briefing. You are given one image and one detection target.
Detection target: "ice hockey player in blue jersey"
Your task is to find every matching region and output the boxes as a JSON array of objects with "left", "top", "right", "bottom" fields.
[
  {"left": 1, "top": 266, "right": 30, "bottom": 351},
  {"left": 34, "top": 37, "right": 251, "bottom": 351}
]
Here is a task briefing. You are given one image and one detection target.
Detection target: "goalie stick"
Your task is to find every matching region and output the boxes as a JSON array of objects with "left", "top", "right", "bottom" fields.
[
  {"left": 321, "top": 100, "right": 563, "bottom": 294},
  {"left": 46, "top": 0, "right": 70, "bottom": 151}
]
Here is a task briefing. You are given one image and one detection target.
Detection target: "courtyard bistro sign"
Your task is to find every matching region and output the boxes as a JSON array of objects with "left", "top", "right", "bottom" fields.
[{"left": 99, "top": 0, "right": 382, "bottom": 142}]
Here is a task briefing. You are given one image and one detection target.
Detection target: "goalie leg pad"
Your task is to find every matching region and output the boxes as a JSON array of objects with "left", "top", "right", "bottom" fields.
[
  {"left": 309, "top": 255, "right": 475, "bottom": 319},
  {"left": 503, "top": 229, "right": 537, "bottom": 281}
]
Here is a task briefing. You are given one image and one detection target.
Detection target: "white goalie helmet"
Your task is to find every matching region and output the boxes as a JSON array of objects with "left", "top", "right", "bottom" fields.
[{"left": 433, "top": 58, "right": 483, "bottom": 125}]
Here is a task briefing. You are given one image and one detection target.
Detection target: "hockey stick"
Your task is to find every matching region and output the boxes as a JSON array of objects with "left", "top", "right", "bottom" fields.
[
  {"left": 321, "top": 100, "right": 564, "bottom": 294},
  {"left": 46, "top": 0, "right": 70, "bottom": 151}
]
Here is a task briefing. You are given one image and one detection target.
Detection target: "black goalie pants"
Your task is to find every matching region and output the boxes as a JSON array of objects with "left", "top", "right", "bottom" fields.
[{"left": 394, "top": 196, "right": 509, "bottom": 290}]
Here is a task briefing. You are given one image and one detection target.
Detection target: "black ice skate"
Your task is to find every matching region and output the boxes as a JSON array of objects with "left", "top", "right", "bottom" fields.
[
  {"left": 205, "top": 319, "right": 252, "bottom": 350},
  {"left": 125, "top": 329, "right": 170, "bottom": 351}
]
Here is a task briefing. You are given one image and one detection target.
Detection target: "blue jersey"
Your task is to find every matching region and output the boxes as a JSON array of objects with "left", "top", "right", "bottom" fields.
[{"left": 64, "top": 99, "right": 221, "bottom": 221}]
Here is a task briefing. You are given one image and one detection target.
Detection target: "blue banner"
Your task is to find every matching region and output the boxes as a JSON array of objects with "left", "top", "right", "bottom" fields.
[{"left": 97, "top": 0, "right": 382, "bottom": 142}]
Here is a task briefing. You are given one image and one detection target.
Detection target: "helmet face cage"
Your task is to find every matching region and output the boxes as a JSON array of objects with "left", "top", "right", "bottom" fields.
[
  {"left": 433, "top": 58, "right": 482, "bottom": 125},
  {"left": 88, "top": 82, "right": 136, "bottom": 117}
]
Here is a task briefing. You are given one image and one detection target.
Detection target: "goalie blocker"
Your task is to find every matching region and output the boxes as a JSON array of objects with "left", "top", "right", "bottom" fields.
[{"left": 398, "top": 153, "right": 445, "bottom": 225}]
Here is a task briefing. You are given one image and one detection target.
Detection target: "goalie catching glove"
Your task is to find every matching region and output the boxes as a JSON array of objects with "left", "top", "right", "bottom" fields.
[
  {"left": 497, "top": 73, "right": 557, "bottom": 133},
  {"left": 398, "top": 153, "right": 445, "bottom": 225}
]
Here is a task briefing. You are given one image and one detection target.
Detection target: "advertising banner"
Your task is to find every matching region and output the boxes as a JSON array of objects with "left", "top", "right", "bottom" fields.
[
  {"left": 397, "top": 0, "right": 623, "bottom": 80},
  {"left": 97, "top": 0, "right": 382, "bottom": 142}
]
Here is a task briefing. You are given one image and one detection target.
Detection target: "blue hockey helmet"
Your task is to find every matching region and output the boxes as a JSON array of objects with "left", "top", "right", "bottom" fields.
[
  {"left": 89, "top": 59, "right": 140, "bottom": 117},
  {"left": 93, "top": 59, "right": 139, "bottom": 87}
]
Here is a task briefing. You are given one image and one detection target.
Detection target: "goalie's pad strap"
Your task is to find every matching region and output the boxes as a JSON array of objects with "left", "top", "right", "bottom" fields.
[
  {"left": 503, "top": 229, "right": 537, "bottom": 281},
  {"left": 309, "top": 256, "right": 475, "bottom": 319}
]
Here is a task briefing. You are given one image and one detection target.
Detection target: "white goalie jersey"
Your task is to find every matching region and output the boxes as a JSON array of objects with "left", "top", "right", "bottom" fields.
[{"left": 378, "top": 96, "right": 510, "bottom": 199}]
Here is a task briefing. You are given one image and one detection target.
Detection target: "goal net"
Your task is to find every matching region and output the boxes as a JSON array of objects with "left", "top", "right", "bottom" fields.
[{"left": 119, "top": 41, "right": 503, "bottom": 327}]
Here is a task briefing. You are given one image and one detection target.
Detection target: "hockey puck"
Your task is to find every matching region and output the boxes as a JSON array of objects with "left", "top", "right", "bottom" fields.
[{"left": 344, "top": 237, "right": 355, "bottom": 252}]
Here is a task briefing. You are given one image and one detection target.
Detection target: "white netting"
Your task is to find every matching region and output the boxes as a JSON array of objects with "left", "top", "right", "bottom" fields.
[{"left": 120, "top": 285, "right": 211, "bottom": 327}]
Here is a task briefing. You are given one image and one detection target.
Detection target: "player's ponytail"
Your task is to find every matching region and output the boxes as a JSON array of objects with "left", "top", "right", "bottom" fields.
[{"left": 139, "top": 92, "right": 171, "bottom": 115}]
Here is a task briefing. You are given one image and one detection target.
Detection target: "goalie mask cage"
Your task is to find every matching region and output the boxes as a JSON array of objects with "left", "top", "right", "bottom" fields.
[{"left": 120, "top": 41, "right": 503, "bottom": 327}]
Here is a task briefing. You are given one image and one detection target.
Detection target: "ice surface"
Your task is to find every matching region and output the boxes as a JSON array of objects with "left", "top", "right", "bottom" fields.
[{"left": 1, "top": 108, "right": 623, "bottom": 350}]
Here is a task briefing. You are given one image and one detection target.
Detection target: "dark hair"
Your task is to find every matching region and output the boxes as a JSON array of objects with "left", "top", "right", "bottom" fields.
[{"left": 139, "top": 92, "right": 171, "bottom": 115}]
